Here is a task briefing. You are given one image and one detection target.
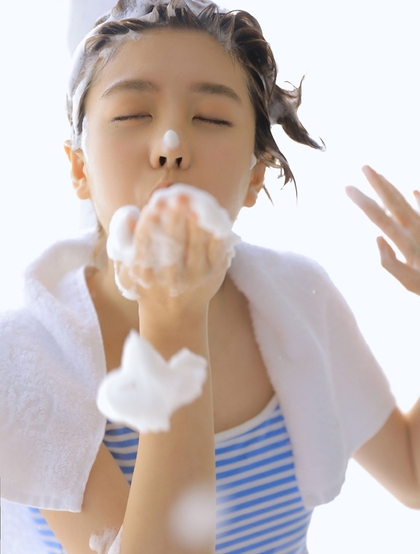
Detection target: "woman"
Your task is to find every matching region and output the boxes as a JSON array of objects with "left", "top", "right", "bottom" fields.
[{"left": 1, "top": 1, "right": 418, "bottom": 553}]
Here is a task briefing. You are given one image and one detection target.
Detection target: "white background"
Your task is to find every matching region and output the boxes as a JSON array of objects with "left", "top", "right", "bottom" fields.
[{"left": 1, "top": 0, "right": 419, "bottom": 551}]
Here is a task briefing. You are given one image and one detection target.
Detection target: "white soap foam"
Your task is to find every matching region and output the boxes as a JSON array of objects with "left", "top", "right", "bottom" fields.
[
  {"left": 106, "top": 185, "right": 241, "bottom": 297},
  {"left": 96, "top": 331, "right": 208, "bottom": 433},
  {"left": 81, "top": 117, "right": 89, "bottom": 157},
  {"left": 132, "top": 222, "right": 184, "bottom": 270},
  {"left": 250, "top": 153, "right": 257, "bottom": 169},
  {"left": 113, "top": 263, "right": 142, "bottom": 301},
  {"left": 162, "top": 129, "right": 180, "bottom": 150},
  {"left": 106, "top": 205, "right": 141, "bottom": 266},
  {"left": 89, "top": 527, "right": 121, "bottom": 554},
  {"left": 147, "top": 184, "right": 239, "bottom": 241},
  {"left": 169, "top": 484, "right": 215, "bottom": 549},
  {"left": 108, "top": 527, "right": 123, "bottom": 554}
]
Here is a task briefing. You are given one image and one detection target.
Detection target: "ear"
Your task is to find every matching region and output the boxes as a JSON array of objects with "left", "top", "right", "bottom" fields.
[
  {"left": 243, "top": 160, "right": 266, "bottom": 208},
  {"left": 64, "top": 140, "right": 91, "bottom": 200}
]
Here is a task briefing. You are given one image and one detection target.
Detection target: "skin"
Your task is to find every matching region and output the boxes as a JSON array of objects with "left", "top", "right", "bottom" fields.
[
  {"left": 346, "top": 166, "right": 420, "bottom": 509},
  {"left": 346, "top": 165, "right": 420, "bottom": 294},
  {"left": 42, "top": 29, "right": 269, "bottom": 554},
  {"left": 40, "top": 30, "right": 420, "bottom": 554}
]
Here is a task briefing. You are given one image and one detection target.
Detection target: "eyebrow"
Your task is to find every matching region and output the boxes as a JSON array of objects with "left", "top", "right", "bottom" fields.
[
  {"left": 101, "top": 79, "right": 159, "bottom": 98},
  {"left": 101, "top": 79, "right": 242, "bottom": 105},
  {"left": 189, "top": 82, "right": 243, "bottom": 105}
]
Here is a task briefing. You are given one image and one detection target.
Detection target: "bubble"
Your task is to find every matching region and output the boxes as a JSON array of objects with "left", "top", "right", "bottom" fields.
[{"left": 169, "top": 484, "right": 215, "bottom": 550}]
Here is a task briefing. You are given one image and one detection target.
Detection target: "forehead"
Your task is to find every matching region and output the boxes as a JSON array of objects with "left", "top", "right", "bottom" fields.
[{"left": 88, "top": 29, "right": 250, "bottom": 103}]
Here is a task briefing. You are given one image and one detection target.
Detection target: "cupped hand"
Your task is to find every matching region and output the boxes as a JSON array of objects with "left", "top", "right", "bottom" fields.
[
  {"left": 117, "top": 194, "right": 234, "bottom": 313},
  {"left": 346, "top": 165, "right": 420, "bottom": 295}
]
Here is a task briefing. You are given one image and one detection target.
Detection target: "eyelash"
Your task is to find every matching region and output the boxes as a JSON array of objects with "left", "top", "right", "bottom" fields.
[
  {"left": 113, "top": 114, "right": 150, "bottom": 122},
  {"left": 194, "top": 117, "right": 233, "bottom": 127},
  {"left": 112, "top": 115, "right": 232, "bottom": 127}
]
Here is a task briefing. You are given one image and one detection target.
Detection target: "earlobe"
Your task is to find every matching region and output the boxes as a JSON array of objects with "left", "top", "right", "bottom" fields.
[
  {"left": 64, "top": 140, "right": 91, "bottom": 200},
  {"left": 244, "top": 160, "right": 266, "bottom": 208}
]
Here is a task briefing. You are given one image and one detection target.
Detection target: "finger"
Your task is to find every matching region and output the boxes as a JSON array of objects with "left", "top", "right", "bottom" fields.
[
  {"left": 161, "top": 195, "right": 188, "bottom": 261},
  {"left": 345, "top": 185, "right": 408, "bottom": 247},
  {"left": 207, "top": 236, "right": 227, "bottom": 266},
  {"left": 362, "top": 165, "right": 420, "bottom": 230},
  {"left": 185, "top": 212, "right": 209, "bottom": 274},
  {"left": 129, "top": 204, "right": 164, "bottom": 288},
  {"left": 207, "top": 236, "right": 235, "bottom": 279},
  {"left": 377, "top": 236, "right": 420, "bottom": 295},
  {"left": 156, "top": 198, "right": 190, "bottom": 288},
  {"left": 413, "top": 190, "right": 420, "bottom": 211},
  {"left": 134, "top": 200, "right": 161, "bottom": 241},
  {"left": 346, "top": 185, "right": 420, "bottom": 265}
]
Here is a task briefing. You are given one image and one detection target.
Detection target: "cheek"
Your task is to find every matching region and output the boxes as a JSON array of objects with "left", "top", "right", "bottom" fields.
[
  {"left": 85, "top": 114, "right": 143, "bottom": 168},
  {"left": 85, "top": 135, "right": 137, "bottom": 193},
  {"left": 208, "top": 164, "right": 252, "bottom": 220}
]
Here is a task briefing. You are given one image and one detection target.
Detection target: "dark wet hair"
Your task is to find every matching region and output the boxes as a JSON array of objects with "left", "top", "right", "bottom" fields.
[{"left": 67, "top": 0, "right": 324, "bottom": 188}]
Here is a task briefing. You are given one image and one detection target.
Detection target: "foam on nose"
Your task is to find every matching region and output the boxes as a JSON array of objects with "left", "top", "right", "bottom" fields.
[{"left": 162, "top": 130, "right": 180, "bottom": 150}]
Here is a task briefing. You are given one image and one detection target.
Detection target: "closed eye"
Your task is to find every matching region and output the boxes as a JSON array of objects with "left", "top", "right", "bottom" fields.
[
  {"left": 113, "top": 114, "right": 151, "bottom": 122},
  {"left": 194, "top": 116, "right": 233, "bottom": 127}
]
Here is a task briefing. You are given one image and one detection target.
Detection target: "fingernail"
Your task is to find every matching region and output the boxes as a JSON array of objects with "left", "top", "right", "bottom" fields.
[
  {"left": 361, "top": 165, "right": 373, "bottom": 176},
  {"left": 344, "top": 185, "right": 362, "bottom": 201}
]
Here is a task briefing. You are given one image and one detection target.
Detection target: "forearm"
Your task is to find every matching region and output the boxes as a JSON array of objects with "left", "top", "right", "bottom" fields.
[
  {"left": 121, "top": 309, "right": 216, "bottom": 553},
  {"left": 354, "top": 405, "right": 420, "bottom": 509},
  {"left": 407, "top": 397, "right": 420, "bottom": 503}
]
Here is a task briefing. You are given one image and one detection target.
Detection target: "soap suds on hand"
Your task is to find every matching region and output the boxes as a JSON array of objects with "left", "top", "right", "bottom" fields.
[
  {"left": 106, "top": 204, "right": 140, "bottom": 267},
  {"left": 106, "top": 184, "right": 241, "bottom": 298},
  {"left": 147, "top": 184, "right": 239, "bottom": 241}
]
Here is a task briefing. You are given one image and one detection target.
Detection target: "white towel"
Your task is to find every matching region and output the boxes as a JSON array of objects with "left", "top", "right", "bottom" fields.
[
  {"left": 2, "top": 500, "right": 46, "bottom": 554},
  {"left": 0, "top": 231, "right": 395, "bottom": 513},
  {"left": 0, "top": 231, "right": 107, "bottom": 511},
  {"left": 229, "top": 242, "right": 396, "bottom": 507}
]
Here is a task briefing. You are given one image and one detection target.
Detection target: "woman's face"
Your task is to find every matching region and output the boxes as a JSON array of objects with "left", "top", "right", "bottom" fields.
[{"left": 71, "top": 29, "right": 264, "bottom": 233}]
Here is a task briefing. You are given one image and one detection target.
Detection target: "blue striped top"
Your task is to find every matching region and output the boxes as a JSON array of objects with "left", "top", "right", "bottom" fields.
[{"left": 29, "top": 396, "right": 312, "bottom": 553}]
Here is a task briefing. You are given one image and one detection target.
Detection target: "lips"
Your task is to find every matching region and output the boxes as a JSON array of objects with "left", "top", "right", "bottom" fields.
[{"left": 147, "top": 180, "right": 176, "bottom": 203}]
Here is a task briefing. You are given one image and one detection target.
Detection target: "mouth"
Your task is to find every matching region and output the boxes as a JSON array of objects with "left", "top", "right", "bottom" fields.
[{"left": 147, "top": 181, "right": 175, "bottom": 203}]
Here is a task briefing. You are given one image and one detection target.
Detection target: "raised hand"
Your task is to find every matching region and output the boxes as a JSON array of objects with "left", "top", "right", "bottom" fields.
[
  {"left": 110, "top": 189, "right": 237, "bottom": 319},
  {"left": 131, "top": 194, "right": 233, "bottom": 308},
  {"left": 346, "top": 165, "right": 420, "bottom": 295}
]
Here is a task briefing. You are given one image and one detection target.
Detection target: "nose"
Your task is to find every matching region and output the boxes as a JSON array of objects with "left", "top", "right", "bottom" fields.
[
  {"left": 150, "top": 129, "right": 190, "bottom": 170},
  {"left": 159, "top": 155, "right": 183, "bottom": 168}
]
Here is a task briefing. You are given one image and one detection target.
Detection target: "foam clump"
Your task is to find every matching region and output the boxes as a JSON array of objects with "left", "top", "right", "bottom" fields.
[
  {"left": 162, "top": 129, "right": 180, "bottom": 150},
  {"left": 148, "top": 184, "right": 239, "bottom": 241},
  {"left": 89, "top": 526, "right": 122, "bottom": 554},
  {"left": 96, "top": 331, "right": 208, "bottom": 433},
  {"left": 106, "top": 205, "right": 140, "bottom": 267},
  {"left": 106, "top": 185, "right": 241, "bottom": 299}
]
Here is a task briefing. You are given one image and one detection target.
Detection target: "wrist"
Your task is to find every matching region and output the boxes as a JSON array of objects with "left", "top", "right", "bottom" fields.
[{"left": 138, "top": 305, "right": 209, "bottom": 361}]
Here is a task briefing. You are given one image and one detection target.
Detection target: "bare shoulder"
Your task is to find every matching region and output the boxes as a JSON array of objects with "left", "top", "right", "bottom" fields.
[{"left": 41, "top": 444, "right": 130, "bottom": 553}]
